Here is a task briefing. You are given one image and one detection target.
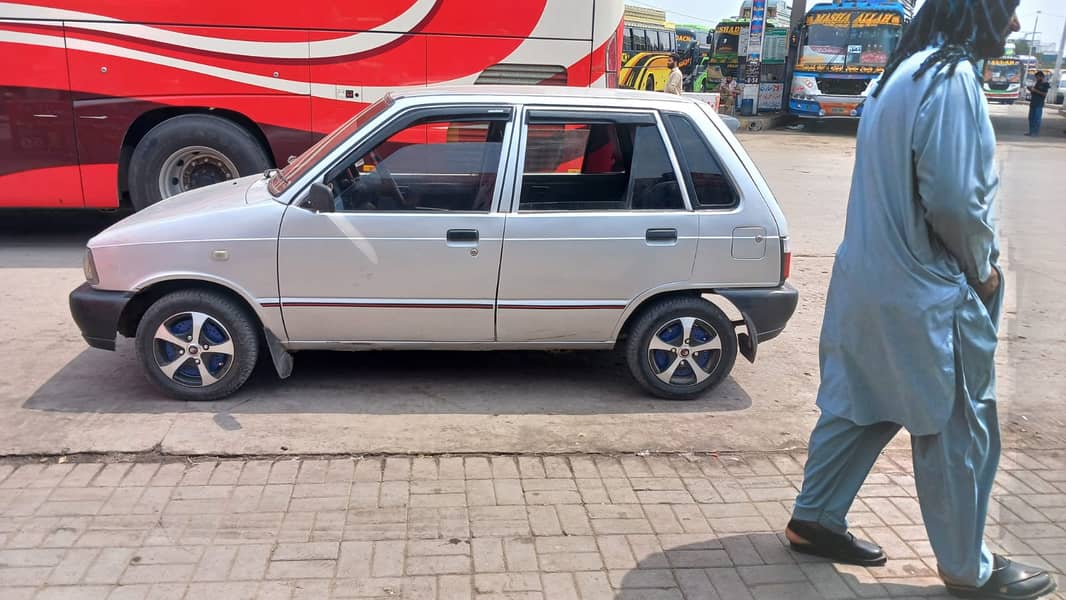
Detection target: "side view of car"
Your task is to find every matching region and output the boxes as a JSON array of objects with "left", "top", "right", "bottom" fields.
[{"left": 70, "top": 86, "right": 797, "bottom": 402}]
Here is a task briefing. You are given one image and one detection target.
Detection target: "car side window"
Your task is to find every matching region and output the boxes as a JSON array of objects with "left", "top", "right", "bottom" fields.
[
  {"left": 665, "top": 114, "right": 739, "bottom": 209},
  {"left": 326, "top": 117, "right": 506, "bottom": 213},
  {"left": 519, "top": 114, "right": 684, "bottom": 212}
]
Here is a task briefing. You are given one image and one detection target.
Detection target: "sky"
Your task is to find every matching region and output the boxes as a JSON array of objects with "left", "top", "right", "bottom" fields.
[{"left": 635, "top": 0, "right": 1066, "bottom": 54}]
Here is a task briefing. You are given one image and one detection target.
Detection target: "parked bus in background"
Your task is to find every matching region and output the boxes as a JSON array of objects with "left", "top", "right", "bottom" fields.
[
  {"left": 1, "top": 0, "right": 624, "bottom": 210},
  {"left": 620, "top": 5, "right": 675, "bottom": 66},
  {"left": 618, "top": 6, "right": 676, "bottom": 93},
  {"left": 674, "top": 25, "right": 711, "bottom": 91},
  {"left": 789, "top": 0, "right": 907, "bottom": 119},
  {"left": 702, "top": 19, "right": 747, "bottom": 93},
  {"left": 982, "top": 57, "right": 1027, "bottom": 104}
]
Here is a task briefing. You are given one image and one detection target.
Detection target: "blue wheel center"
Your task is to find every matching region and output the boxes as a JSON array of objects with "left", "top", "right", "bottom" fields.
[
  {"left": 158, "top": 315, "right": 231, "bottom": 382},
  {"left": 651, "top": 321, "right": 717, "bottom": 373}
]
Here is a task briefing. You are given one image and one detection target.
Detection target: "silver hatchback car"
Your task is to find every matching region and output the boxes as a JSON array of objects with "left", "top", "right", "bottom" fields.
[{"left": 70, "top": 87, "right": 797, "bottom": 402}]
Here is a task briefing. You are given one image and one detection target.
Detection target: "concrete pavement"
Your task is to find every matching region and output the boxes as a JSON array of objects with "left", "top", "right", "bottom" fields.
[{"left": 0, "top": 450, "right": 1062, "bottom": 599}]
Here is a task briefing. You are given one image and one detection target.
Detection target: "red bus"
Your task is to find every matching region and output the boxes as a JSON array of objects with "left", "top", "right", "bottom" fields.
[{"left": 1, "top": 0, "right": 624, "bottom": 210}]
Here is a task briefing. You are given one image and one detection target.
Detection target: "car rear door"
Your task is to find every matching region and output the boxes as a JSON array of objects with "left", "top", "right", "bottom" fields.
[{"left": 496, "top": 107, "right": 699, "bottom": 343}]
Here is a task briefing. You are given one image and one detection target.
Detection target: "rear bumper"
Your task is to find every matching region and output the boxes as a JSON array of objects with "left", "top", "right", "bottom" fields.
[
  {"left": 719, "top": 283, "right": 798, "bottom": 342},
  {"left": 69, "top": 282, "right": 133, "bottom": 351},
  {"left": 717, "top": 284, "right": 799, "bottom": 362}
]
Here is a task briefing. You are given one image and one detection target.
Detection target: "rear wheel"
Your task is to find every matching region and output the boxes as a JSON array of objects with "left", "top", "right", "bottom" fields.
[
  {"left": 135, "top": 289, "right": 260, "bottom": 401},
  {"left": 625, "top": 296, "right": 738, "bottom": 400},
  {"left": 128, "top": 114, "right": 271, "bottom": 210}
]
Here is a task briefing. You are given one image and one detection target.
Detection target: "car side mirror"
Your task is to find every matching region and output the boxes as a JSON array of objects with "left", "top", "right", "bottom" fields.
[{"left": 302, "top": 182, "right": 335, "bottom": 214}]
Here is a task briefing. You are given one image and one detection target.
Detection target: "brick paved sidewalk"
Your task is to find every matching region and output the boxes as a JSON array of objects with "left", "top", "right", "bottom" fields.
[{"left": 0, "top": 450, "right": 1062, "bottom": 600}]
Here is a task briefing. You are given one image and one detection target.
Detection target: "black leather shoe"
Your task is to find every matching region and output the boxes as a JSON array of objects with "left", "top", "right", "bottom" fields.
[
  {"left": 785, "top": 518, "right": 887, "bottom": 566},
  {"left": 943, "top": 555, "right": 1058, "bottom": 599}
]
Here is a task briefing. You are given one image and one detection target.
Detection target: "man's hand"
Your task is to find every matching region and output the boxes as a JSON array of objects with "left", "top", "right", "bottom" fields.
[{"left": 972, "top": 267, "right": 1000, "bottom": 305}]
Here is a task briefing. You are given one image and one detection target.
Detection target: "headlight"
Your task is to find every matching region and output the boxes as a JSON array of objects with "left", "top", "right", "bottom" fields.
[{"left": 83, "top": 249, "right": 99, "bottom": 285}]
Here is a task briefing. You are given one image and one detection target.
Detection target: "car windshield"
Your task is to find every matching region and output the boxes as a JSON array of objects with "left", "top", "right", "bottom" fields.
[{"left": 268, "top": 96, "right": 394, "bottom": 196}]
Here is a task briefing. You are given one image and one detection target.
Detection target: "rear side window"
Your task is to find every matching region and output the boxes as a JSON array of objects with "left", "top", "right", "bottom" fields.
[
  {"left": 519, "top": 114, "right": 684, "bottom": 212},
  {"left": 666, "top": 114, "right": 738, "bottom": 209}
]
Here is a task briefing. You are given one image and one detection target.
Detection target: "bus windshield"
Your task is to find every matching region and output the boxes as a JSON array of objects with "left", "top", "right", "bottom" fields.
[
  {"left": 798, "top": 11, "right": 901, "bottom": 69},
  {"left": 984, "top": 62, "right": 1022, "bottom": 84},
  {"left": 715, "top": 30, "right": 740, "bottom": 57},
  {"left": 847, "top": 20, "right": 898, "bottom": 67}
]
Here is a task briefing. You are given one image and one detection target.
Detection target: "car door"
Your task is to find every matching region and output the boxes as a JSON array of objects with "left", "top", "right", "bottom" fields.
[
  {"left": 276, "top": 106, "right": 515, "bottom": 343},
  {"left": 496, "top": 108, "right": 699, "bottom": 343}
]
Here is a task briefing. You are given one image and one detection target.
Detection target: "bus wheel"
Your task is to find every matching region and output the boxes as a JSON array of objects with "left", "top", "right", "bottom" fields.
[{"left": 128, "top": 114, "right": 271, "bottom": 210}]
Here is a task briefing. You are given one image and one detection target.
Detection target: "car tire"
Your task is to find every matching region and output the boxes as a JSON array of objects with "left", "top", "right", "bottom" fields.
[
  {"left": 135, "top": 289, "right": 260, "bottom": 401},
  {"left": 128, "top": 114, "right": 271, "bottom": 210},
  {"left": 625, "top": 296, "right": 738, "bottom": 401}
]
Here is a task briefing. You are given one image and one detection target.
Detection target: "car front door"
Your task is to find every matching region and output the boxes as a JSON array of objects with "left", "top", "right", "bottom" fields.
[
  {"left": 277, "top": 106, "right": 515, "bottom": 343},
  {"left": 496, "top": 108, "right": 699, "bottom": 343}
]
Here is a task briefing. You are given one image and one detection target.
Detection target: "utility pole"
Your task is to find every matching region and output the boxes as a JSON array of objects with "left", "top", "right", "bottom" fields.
[
  {"left": 783, "top": 0, "right": 807, "bottom": 112},
  {"left": 1030, "top": 10, "right": 1041, "bottom": 55}
]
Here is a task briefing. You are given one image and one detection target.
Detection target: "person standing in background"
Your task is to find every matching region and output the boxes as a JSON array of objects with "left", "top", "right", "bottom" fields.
[
  {"left": 664, "top": 54, "right": 683, "bottom": 95},
  {"left": 720, "top": 76, "right": 738, "bottom": 115},
  {"left": 1025, "top": 70, "right": 1049, "bottom": 137}
]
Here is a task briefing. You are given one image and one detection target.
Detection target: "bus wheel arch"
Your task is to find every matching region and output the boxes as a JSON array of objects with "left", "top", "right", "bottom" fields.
[{"left": 121, "top": 108, "right": 274, "bottom": 210}]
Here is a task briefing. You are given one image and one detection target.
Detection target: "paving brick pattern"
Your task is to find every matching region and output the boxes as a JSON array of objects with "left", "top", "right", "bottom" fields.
[{"left": 0, "top": 451, "right": 1061, "bottom": 599}]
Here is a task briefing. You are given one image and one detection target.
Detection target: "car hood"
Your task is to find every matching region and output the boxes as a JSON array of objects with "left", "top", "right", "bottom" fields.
[{"left": 89, "top": 175, "right": 285, "bottom": 248}]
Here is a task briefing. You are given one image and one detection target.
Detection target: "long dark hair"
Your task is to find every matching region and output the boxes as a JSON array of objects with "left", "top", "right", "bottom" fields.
[{"left": 873, "top": 0, "right": 1019, "bottom": 97}]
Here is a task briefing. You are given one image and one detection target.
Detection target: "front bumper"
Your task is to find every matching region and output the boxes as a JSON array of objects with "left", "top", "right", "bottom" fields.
[
  {"left": 69, "top": 282, "right": 134, "bottom": 351},
  {"left": 717, "top": 284, "right": 799, "bottom": 362},
  {"left": 790, "top": 95, "right": 864, "bottom": 118}
]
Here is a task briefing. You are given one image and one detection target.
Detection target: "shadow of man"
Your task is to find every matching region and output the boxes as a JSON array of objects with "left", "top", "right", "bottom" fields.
[{"left": 614, "top": 532, "right": 950, "bottom": 599}]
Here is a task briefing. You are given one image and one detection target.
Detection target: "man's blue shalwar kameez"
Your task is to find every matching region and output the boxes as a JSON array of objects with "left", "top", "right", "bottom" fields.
[{"left": 793, "top": 47, "right": 1005, "bottom": 587}]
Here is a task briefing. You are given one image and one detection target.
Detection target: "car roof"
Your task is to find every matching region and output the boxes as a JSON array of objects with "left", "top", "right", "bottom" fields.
[{"left": 388, "top": 85, "right": 695, "bottom": 109}]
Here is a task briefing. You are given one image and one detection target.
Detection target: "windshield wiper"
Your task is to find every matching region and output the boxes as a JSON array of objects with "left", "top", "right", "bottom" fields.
[{"left": 265, "top": 168, "right": 290, "bottom": 186}]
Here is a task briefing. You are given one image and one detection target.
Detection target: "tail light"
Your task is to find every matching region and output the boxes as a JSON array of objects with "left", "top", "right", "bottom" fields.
[
  {"left": 781, "top": 237, "right": 792, "bottom": 283},
  {"left": 605, "top": 23, "right": 621, "bottom": 88},
  {"left": 606, "top": 30, "right": 620, "bottom": 73}
]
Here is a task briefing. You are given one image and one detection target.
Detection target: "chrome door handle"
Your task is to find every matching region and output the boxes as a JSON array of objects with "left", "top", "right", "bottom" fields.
[
  {"left": 446, "top": 229, "right": 479, "bottom": 246},
  {"left": 646, "top": 228, "right": 678, "bottom": 244}
]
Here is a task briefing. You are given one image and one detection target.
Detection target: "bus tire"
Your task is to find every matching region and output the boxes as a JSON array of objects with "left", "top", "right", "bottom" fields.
[{"left": 128, "top": 114, "right": 271, "bottom": 210}]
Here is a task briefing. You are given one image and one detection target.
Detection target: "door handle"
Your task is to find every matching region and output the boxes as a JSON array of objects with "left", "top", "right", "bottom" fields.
[
  {"left": 446, "top": 229, "right": 479, "bottom": 246},
  {"left": 646, "top": 228, "right": 678, "bottom": 244}
]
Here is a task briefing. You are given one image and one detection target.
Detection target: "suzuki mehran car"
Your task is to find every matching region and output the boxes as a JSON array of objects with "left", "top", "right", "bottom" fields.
[{"left": 70, "top": 87, "right": 797, "bottom": 402}]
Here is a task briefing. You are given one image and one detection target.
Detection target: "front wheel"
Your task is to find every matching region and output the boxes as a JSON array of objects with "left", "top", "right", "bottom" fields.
[
  {"left": 135, "top": 290, "right": 260, "bottom": 401},
  {"left": 625, "top": 296, "right": 738, "bottom": 400}
]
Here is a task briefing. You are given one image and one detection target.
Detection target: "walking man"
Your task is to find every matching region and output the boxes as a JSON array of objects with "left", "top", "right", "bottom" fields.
[
  {"left": 720, "top": 75, "right": 738, "bottom": 115},
  {"left": 664, "top": 53, "right": 683, "bottom": 95},
  {"left": 1025, "top": 70, "right": 1049, "bottom": 136},
  {"left": 787, "top": 2, "right": 1057, "bottom": 599}
]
